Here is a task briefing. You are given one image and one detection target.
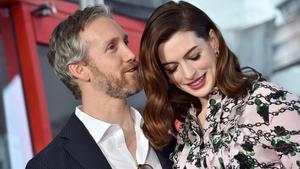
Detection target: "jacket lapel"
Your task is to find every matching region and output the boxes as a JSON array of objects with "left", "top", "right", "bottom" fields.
[
  {"left": 155, "top": 138, "right": 176, "bottom": 169},
  {"left": 60, "top": 113, "right": 111, "bottom": 169}
]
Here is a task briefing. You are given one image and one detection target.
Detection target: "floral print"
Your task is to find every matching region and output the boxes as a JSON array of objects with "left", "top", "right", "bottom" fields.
[{"left": 171, "top": 81, "right": 300, "bottom": 169}]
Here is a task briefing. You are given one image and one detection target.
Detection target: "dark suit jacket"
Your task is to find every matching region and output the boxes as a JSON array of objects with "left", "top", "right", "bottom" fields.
[{"left": 26, "top": 113, "right": 174, "bottom": 169}]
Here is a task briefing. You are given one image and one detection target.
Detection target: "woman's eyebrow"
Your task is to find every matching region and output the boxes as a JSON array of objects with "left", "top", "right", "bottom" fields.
[{"left": 161, "top": 46, "right": 197, "bottom": 66}]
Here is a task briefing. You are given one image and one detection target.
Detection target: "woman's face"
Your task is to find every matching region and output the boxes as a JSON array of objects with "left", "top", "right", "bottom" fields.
[{"left": 158, "top": 30, "right": 219, "bottom": 99}]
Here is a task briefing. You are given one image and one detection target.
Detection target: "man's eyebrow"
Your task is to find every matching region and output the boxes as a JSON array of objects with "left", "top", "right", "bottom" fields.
[
  {"left": 103, "top": 35, "right": 121, "bottom": 46},
  {"left": 105, "top": 34, "right": 128, "bottom": 45},
  {"left": 161, "top": 46, "right": 197, "bottom": 66}
]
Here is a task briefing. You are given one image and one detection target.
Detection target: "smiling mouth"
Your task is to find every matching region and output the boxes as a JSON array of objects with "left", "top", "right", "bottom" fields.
[
  {"left": 123, "top": 62, "right": 138, "bottom": 73},
  {"left": 124, "top": 65, "right": 138, "bottom": 73},
  {"left": 126, "top": 66, "right": 137, "bottom": 72},
  {"left": 187, "top": 73, "right": 206, "bottom": 90}
]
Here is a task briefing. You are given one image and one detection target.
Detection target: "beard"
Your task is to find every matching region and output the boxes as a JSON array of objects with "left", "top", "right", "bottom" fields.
[{"left": 88, "top": 61, "right": 141, "bottom": 99}]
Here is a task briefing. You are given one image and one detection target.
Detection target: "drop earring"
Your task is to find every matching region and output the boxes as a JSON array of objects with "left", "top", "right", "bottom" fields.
[{"left": 215, "top": 50, "right": 220, "bottom": 58}]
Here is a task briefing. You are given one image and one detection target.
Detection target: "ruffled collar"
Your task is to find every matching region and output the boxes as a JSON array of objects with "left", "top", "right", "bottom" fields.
[{"left": 176, "top": 87, "right": 226, "bottom": 145}]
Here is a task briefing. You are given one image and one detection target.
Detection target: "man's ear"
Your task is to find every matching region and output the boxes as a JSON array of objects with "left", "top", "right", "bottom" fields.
[
  {"left": 68, "top": 63, "right": 90, "bottom": 81},
  {"left": 208, "top": 29, "right": 219, "bottom": 51}
]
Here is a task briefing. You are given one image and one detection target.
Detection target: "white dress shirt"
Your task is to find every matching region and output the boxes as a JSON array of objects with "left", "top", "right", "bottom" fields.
[{"left": 75, "top": 106, "right": 162, "bottom": 169}]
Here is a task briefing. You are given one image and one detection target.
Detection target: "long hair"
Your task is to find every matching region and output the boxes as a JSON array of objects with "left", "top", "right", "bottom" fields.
[{"left": 139, "top": 1, "right": 259, "bottom": 149}]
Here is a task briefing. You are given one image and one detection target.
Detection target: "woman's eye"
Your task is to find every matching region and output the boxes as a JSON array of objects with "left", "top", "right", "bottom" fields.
[
  {"left": 165, "top": 66, "right": 177, "bottom": 74},
  {"left": 190, "top": 54, "right": 200, "bottom": 60}
]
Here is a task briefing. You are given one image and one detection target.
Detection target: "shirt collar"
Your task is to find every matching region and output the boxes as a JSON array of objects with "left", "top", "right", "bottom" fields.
[
  {"left": 131, "top": 107, "right": 149, "bottom": 164},
  {"left": 75, "top": 105, "right": 111, "bottom": 144},
  {"left": 75, "top": 106, "right": 145, "bottom": 144}
]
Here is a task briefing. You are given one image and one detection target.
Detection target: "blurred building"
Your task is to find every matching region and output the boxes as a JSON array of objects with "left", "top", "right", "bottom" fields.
[
  {"left": 187, "top": 0, "right": 300, "bottom": 97},
  {"left": 270, "top": 0, "right": 300, "bottom": 97}
]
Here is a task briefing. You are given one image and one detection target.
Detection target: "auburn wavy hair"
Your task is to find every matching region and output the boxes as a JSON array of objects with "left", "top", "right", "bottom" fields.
[{"left": 139, "top": 1, "right": 259, "bottom": 149}]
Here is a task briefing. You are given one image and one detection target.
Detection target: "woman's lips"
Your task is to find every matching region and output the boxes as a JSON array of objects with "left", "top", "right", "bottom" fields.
[{"left": 187, "top": 73, "right": 206, "bottom": 90}]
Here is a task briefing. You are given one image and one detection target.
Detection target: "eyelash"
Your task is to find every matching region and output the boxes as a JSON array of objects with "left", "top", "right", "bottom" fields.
[
  {"left": 107, "top": 38, "right": 128, "bottom": 52},
  {"left": 107, "top": 43, "right": 117, "bottom": 51},
  {"left": 165, "top": 66, "right": 178, "bottom": 74},
  {"left": 165, "top": 54, "right": 200, "bottom": 74},
  {"left": 124, "top": 39, "right": 129, "bottom": 45},
  {"left": 190, "top": 54, "right": 200, "bottom": 60}
]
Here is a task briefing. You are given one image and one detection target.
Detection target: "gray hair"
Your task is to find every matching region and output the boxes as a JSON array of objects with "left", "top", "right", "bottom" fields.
[{"left": 48, "top": 5, "right": 112, "bottom": 99}]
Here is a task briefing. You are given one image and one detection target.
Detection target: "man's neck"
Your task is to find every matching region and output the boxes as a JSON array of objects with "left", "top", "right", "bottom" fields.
[
  {"left": 81, "top": 90, "right": 133, "bottom": 127},
  {"left": 81, "top": 90, "right": 137, "bottom": 160}
]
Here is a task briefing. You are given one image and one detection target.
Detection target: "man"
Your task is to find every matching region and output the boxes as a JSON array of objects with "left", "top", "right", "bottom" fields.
[{"left": 26, "top": 5, "right": 173, "bottom": 169}]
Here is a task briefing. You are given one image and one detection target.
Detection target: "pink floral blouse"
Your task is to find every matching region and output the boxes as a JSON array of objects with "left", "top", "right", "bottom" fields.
[{"left": 171, "top": 81, "right": 300, "bottom": 169}]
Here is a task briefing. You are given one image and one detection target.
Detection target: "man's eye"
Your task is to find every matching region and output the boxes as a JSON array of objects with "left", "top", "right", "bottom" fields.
[
  {"left": 107, "top": 43, "right": 116, "bottom": 51},
  {"left": 124, "top": 39, "right": 129, "bottom": 45}
]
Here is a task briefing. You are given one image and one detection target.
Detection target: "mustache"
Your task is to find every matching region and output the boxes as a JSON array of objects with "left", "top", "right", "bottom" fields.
[{"left": 122, "top": 60, "right": 139, "bottom": 73}]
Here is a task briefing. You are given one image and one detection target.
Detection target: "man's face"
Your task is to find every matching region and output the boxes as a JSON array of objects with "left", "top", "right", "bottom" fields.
[{"left": 79, "top": 17, "right": 141, "bottom": 98}]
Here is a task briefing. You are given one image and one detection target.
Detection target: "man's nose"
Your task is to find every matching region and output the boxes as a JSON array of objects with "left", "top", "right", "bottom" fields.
[{"left": 122, "top": 44, "right": 136, "bottom": 62}]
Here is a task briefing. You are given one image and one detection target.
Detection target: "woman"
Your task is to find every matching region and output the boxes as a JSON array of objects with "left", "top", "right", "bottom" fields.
[{"left": 139, "top": 1, "right": 300, "bottom": 168}]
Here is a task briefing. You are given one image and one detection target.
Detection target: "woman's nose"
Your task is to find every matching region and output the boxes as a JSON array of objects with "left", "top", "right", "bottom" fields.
[{"left": 181, "top": 62, "right": 196, "bottom": 80}]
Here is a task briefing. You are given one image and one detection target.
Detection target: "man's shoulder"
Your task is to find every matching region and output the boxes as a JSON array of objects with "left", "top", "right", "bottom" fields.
[
  {"left": 25, "top": 113, "right": 77, "bottom": 169},
  {"left": 25, "top": 136, "right": 67, "bottom": 169}
]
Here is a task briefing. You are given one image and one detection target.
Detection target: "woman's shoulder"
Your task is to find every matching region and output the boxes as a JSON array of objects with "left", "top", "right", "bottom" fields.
[
  {"left": 251, "top": 80, "right": 284, "bottom": 94},
  {"left": 246, "top": 80, "right": 300, "bottom": 123},
  {"left": 249, "top": 80, "right": 298, "bottom": 101},
  {"left": 245, "top": 80, "right": 299, "bottom": 121}
]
